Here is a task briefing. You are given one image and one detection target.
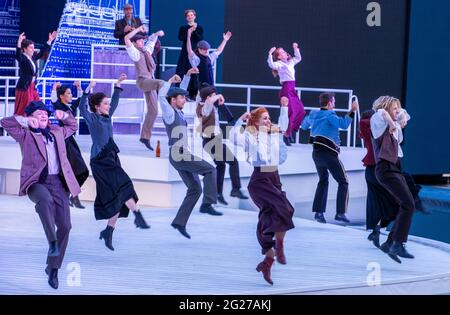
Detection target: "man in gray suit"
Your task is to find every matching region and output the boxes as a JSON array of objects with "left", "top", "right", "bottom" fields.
[{"left": 158, "top": 74, "right": 222, "bottom": 239}]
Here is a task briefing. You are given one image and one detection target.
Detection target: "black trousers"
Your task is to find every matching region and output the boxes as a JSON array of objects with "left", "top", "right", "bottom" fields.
[
  {"left": 202, "top": 136, "right": 241, "bottom": 195},
  {"left": 376, "top": 160, "right": 415, "bottom": 243},
  {"left": 312, "top": 147, "right": 349, "bottom": 214}
]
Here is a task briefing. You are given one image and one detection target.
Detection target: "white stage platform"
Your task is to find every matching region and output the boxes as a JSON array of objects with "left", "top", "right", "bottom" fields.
[
  {"left": 0, "top": 195, "right": 449, "bottom": 295},
  {"left": 0, "top": 134, "right": 367, "bottom": 218}
]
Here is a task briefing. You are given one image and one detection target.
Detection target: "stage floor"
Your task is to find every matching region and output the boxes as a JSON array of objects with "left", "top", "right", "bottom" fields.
[{"left": 1, "top": 195, "right": 449, "bottom": 295}]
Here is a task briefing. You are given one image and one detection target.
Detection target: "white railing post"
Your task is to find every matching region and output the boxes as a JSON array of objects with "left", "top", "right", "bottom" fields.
[
  {"left": 5, "top": 78, "right": 9, "bottom": 118},
  {"left": 246, "top": 87, "right": 251, "bottom": 113},
  {"left": 162, "top": 48, "right": 166, "bottom": 73}
]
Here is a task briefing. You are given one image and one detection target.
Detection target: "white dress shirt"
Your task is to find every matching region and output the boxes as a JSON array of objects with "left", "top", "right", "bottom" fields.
[{"left": 267, "top": 48, "right": 302, "bottom": 84}]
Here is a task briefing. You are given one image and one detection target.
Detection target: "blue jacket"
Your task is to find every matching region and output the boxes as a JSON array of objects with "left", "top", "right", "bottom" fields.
[{"left": 301, "top": 109, "right": 353, "bottom": 146}]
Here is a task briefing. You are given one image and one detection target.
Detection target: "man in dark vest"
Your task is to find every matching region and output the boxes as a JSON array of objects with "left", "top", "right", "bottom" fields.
[
  {"left": 158, "top": 75, "right": 222, "bottom": 239},
  {"left": 186, "top": 26, "right": 232, "bottom": 93},
  {"left": 125, "top": 25, "right": 165, "bottom": 151},
  {"left": 114, "top": 3, "right": 143, "bottom": 46}
]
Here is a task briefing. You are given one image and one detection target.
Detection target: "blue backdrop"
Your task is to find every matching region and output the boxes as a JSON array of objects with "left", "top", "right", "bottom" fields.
[{"left": 403, "top": 0, "right": 450, "bottom": 175}]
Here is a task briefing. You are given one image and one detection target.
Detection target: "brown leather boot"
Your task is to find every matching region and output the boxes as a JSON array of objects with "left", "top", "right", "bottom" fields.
[
  {"left": 275, "top": 239, "right": 287, "bottom": 265},
  {"left": 256, "top": 256, "right": 275, "bottom": 285}
]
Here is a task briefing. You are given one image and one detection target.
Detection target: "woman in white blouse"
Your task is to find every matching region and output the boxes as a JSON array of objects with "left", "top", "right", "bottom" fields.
[{"left": 230, "top": 106, "right": 294, "bottom": 286}]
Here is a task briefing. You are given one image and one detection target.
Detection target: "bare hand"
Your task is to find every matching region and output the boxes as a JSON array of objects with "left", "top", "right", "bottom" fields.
[
  {"left": 187, "top": 26, "right": 196, "bottom": 36},
  {"left": 116, "top": 73, "right": 127, "bottom": 87},
  {"left": 18, "top": 32, "right": 26, "bottom": 42},
  {"left": 269, "top": 47, "right": 277, "bottom": 55},
  {"left": 280, "top": 97, "right": 289, "bottom": 107},
  {"left": 118, "top": 73, "right": 127, "bottom": 83},
  {"left": 48, "top": 31, "right": 57, "bottom": 42},
  {"left": 389, "top": 125, "right": 397, "bottom": 134},
  {"left": 27, "top": 117, "right": 39, "bottom": 129},
  {"left": 399, "top": 119, "right": 408, "bottom": 128},
  {"left": 293, "top": 42, "right": 299, "bottom": 50},
  {"left": 169, "top": 75, "right": 182, "bottom": 84},
  {"left": 155, "top": 30, "right": 165, "bottom": 37},
  {"left": 124, "top": 25, "right": 133, "bottom": 33},
  {"left": 217, "top": 95, "right": 225, "bottom": 105},
  {"left": 87, "top": 81, "right": 96, "bottom": 92},
  {"left": 52, "top": 82, "right": 61, "bottom": 90},
  {"left": 240, "top": 112, "right": 251, "bottom": 122},
  {"left": 73, "top": 81, "right": 81, "bottom": 90},
  {"left": 223, "top": 31, "right": 232, "bottom": 41},
  {"left": 351, "top": 100, "right": 359, "bottom": 112},
  {"left": 187, "top": 68, "right": 199, "bottom": 76},
  {"left": 54, "top": 110, "right": 65, "bottom": 120}
]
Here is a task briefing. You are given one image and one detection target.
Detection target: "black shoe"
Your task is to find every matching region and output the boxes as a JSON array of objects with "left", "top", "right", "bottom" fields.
[
  {"left": 283, "top": 136, "right": 292, "bottom": 147},
  {"left": 99, "top": 225, "right": 115, "bottom": 251},
  {"left": 45, "top": 267, "right": 59, "bottom": 289},
  {"left": 314, "top": 212, "right": 327, "bottom": 224},
  {"left": 289, "top": 136, "right": 295, "bottom": 144},
  {"left": 199, "top": 204, "right": 223, "bottom": 216},
  {"left": 380, "top": 240, "right": 402, "bottom": 263},
  {"left": 217, "top": 194, "right": 229, "bottom": 205},
  {"left": 171, "top": 223, "right": 191, "bottom": 239},
  {"left": 134, "top": 210, "right": 150, "bottom": 229},
  {"left": 380, "top": 239, "right": 393, "bottom": 254},
  {"left": 140, "top": 138, "right": 154, "bottom": 151},
  {"left": 335, "top": 213, "right": 351, "bottom": 223},
  {"left": 69, "top": 195, "right": 85, "bottom": 209},
  {"left": 48, "top": 241, "right": 60, "bottom": 257},
  {"left": 230, "top": 189, "right": 249, "bottom": 199},
  {"left": 390, "top": 242, "right": 415, "bottom": 259},
  {"left": 368, "top": 227, "right": 381, "bottom": 248}
]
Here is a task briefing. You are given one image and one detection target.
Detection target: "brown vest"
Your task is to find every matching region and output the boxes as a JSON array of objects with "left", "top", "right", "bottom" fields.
[
  {"left": 372, "top": 128, "right": 399, "bottom": 164},
  {"left": 196, "top": 103, "right": 217, "bottom": 137},
  {"left": 134, "top": 49, "right": 155, "bottom": 81}
]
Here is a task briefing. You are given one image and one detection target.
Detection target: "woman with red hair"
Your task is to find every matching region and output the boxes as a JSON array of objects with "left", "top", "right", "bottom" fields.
[
  {"left": 230, "top": 106, "right": 294, "bottom": 286},
  {"left": 267, "top": 43, "right": 306, "bottom": 146}
]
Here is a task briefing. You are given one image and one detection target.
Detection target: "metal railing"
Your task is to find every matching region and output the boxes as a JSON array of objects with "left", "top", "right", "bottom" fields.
[
  {"left": 91, "top": 44, "right": 217, "bottom": 82},
  {"left": 0, "top": 75, "right": 360, "bottom": 147}
]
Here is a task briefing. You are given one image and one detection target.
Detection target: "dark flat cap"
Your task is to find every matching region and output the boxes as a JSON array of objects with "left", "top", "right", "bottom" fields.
[
  {"left": 167, "top": 87, "right": 189, "bottom": 98},
  {"left": 24, "top": 101, "right": 51, "bottom": 117}
]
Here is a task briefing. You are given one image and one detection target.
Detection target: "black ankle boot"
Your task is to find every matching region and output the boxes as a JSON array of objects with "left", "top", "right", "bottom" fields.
[
  {"left": 134, "top": 210, "right": 150, "bottom": 229},
  {"left": 48, "top": 240, "right": 60, "bottom": 257},
  {"left": 45, "top": 267, "right": 59, "bottom": 289},
  {"left": 283, "top": 136, "right": 292, "bottom": 147},
  {"left": 390, "top": 242, "right": 415, "bottom": 259},
  {"left": 367, "top": 226, "right": 381, "bottom": 248},
  {"left": 70, "top": 195, "right": 85, "bottom": 209},
  {"left": 99, "top": 225, "right": 115, "bottom": 251}
]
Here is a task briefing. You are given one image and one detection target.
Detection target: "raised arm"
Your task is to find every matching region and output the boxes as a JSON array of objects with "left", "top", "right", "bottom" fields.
[
  {"left": 230, "top": 112, "right": 250, "bottom": 148},
  {"left": 124, "top": 25, "right": 145, "bottom": 48},
  {"left": 186, "top": 26, "right": 196, "bottom": 58},
  {"left": 78, "top": 81, "right": 96, "bottom": 124},
  {"left": 291, "top": 42, "right": 302, "bottom": 65},
  {"left": 158, "top": 75, "right": 182, "bottom": 125},
  {"left": 180, "top": 68, "right": 198, "bottom": 90},
  {"left": 0, "top": 116, "right": 28, "bottom": 143},
  {"left": 50, "top": 82, "right": 61, "bottom": 104},
  {"left": 109, "top": 74, "right": 127, "bottom": 116},
  {"left": 15, "top": 32, "right": 26, "bottom": 62},
  {"left": 267, "top": 47, "right": 282, "bottom": 70},
  {"left": 35, "top": 31, "right": 56, "bottom": 60},
  {"left": 145, "top": 30, "right": 164, "bottom": 55},
  {"left": 54, "top": 110, "right": 77, "bottom": 139},
  {"left": 215, "top": 31, "right": 232, "bottom": 56}
]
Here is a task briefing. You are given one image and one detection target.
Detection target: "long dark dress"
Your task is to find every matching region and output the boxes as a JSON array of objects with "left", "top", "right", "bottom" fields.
[
  {"left": 175, "top": 24, "right": 204, "bottom": 98},
  {"left": 79, "top": 87, "right": 138, "bottom": 220},
  {"left": 53, "top": 99, "right": 89, "bottom": 187}
]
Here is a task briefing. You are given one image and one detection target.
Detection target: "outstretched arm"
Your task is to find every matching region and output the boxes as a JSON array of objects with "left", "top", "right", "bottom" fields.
[
  {"left": 186, "top": 26, "right": 196, "bottom": 58},
  {"left": 158, "top": 75, "right": 182, "bottom": 125},
  {"left": 109, "top": 73, "right": 127, "bottom": 116},
  {"left": 267, "top": 47, "right": 282, "bottom": 70},
  {"left": 215, "top": 31, "right": 232, "bottom": 56},
  {"left": 291, "top": 42, "right": 302, "bottom": 65},
  {"left": 145, "top": 30, "right": 164, "bottom": 54}
]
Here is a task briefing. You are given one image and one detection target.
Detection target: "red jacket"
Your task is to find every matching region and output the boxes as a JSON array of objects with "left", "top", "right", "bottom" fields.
[{"left": 359, "top": 113, "right": 376, "bottom": 167}]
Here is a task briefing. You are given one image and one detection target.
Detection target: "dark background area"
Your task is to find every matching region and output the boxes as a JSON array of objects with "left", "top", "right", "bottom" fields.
[{"left": 15, "top": 0, "right": 450, "bottom": 176}]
